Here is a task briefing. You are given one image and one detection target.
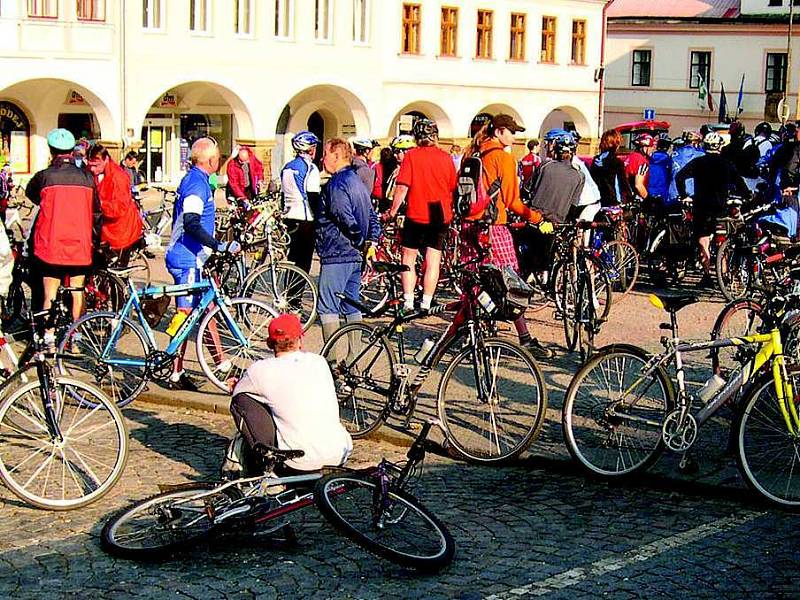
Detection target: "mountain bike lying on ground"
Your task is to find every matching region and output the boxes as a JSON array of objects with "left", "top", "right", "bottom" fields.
[{"left": 100, "top": 421, "right": 455, "bottom": 572}]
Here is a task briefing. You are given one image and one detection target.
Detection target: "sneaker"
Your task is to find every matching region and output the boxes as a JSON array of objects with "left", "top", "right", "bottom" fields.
[
  {"left": 220, "top": 433, "right": 247, "bottom": 480},
  {"left": 168, "top": 372, "right": 201, "bottom": 392},
  {"left": 523, "top": 338, "right": 555, "bottom": 360}
]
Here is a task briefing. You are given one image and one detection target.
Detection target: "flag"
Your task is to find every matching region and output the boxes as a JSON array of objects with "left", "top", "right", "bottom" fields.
[
  {"left": 718, "top": 82, "right": 728, "bottom": 123},
  {"left": 697, "top": 74, "right": 714, "bottom": 112},
  {"left": 736, "top": 74, "right": 745, "bottom": 114}
]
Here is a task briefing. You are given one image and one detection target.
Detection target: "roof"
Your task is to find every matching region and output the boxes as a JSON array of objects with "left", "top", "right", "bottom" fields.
[{"left": 607, "top": 0, "right": 740, "bottom": 20}]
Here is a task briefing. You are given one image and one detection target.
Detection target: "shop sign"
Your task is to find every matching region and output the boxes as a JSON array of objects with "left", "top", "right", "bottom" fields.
[
  {"left": 67, "top": 90, "right": 87, "bottom": 105},
  {"left": 0, "top": 101, "right": 29, "bottom": 130},
  {"left": 158, "top": 93, "right": 178, "bottom": 108},
  {"left": 9, "top": 131, "right": 27, "bottom": 172}
]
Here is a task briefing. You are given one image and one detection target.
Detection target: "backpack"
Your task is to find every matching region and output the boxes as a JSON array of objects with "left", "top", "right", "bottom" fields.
[{"left": 453, "top": 148, "right": 502, "bottom": 222}]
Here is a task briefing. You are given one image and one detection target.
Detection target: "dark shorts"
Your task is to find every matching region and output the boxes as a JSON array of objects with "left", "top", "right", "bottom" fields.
[
  {"left": 34, "top": 258, "right": 89, "bottom": 281},
  {"left": 401, "top": 218, "right": 448, "bottom": 251},
  {"left": 693, "top": 213, "right": 716, "bottom": 238}
]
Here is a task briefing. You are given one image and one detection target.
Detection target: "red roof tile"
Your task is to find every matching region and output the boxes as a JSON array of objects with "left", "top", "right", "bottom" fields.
[{"left": 608, "top": 0, "right": 740, "bottom": 19}]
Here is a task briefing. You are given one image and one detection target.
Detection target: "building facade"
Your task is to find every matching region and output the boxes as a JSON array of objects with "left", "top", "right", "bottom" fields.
[
  {"left": 0, "top": 0, "right": 606, "bottom": 182},
  {"left": 605, "top": 0, "right": 800, "bottom": 135}
]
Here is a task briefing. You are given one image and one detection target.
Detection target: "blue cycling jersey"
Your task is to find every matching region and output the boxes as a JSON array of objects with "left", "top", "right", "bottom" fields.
[{"left": 166, "top": 167, "right": 216, "bottom": 270}]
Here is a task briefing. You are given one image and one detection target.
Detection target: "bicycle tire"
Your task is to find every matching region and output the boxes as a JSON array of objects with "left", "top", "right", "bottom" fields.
[
  {"left": 587, "top": 253, "right": 614, "bottom": 322},
  {"left": 314, "top": 473, "right": 455, "bottom": 572},
  {"left": 562, "top": 344, "right": 674, "bottom": 478},
  {"left": 0, "top": 377, "right": 128, "bottom": 510},
  {"left": 57, "top": 312, "right": 150, "bottom": 408},
  {"left": 561, "top": 262, "right": 579, "bottom": 352},
  {"left": 241, "top": 262, "right": 318, "bottom": 332},
  {"left": 360, "top": 265, "right": 390, "bottom": 314},
  {"left": 709, "top": 298, "right": 764, "bottom": 376},
  {"left": 438, "top": 337, "right": 547, "bottom": 463},
  {"left": 101, "top": 483, "right": 244, "bottom": 559},
  {"left": 320, "top": 323, "right": 393, "bottom": 438},
  {"left": 603, "top": 240, "right": 639, "bottom": 297},
  {"left": 196, "top": 298, "right": 277, "bottom": 392},
  {"left": 716, "top": 238, "right": 751, "bottom": 302},
  {"left": 86, "top": 271, "right": 127, "bottom": 314}
]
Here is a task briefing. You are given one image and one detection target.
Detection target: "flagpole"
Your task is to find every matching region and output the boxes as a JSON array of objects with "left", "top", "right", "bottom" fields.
[{"left": 788, "top": 0, "right": 795, "bottom": 122}]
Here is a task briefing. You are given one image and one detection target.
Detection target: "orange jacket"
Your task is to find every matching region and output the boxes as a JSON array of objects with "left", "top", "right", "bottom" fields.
[
  {"left": 472, "top": 139, "right": 541, "bottom": 225},
  {"left": 96, "top": 160, "right": 143, "bottom": 250}
]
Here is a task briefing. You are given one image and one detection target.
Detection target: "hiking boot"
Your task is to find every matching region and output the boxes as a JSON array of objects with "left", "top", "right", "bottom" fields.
[
  {"left": 523, "top": 338, "right": 555, "bottom": 360},
  {"left": 168, "top": 372, "right": 201, "bottom": 392}
]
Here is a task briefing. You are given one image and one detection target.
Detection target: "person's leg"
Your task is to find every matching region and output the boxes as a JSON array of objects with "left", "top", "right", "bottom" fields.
[
  {"left": 68, "top": 274, "right": 86, "bottom": 322},
  {"left": 400, "top": 247, "right": 418, "bottom": 310},
  {"left": 297, "top": 221, "right": 315, "bottom": 274},
  {"left": 698, "top": 234, "right": 712, "bottom": 275},
  {"left": 167, "top": 267, "right": 201, "bottom": 388},
  {"left": 41, "top": 275, "right": 60, "bottom": 312},
  {"left": 230, "top": 393, "right": 278, "bottom": 449},
  {"left": 420, "top": 247, "right": 442, "bottom": 310},
  {"left": 342, "top": 262, "right": 364, "bottom": 362},
  {"left": 317, "top": 263, "right": 342, "bottom": 344}
]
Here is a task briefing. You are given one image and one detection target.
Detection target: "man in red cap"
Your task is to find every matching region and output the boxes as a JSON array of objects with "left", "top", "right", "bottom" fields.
[{"left": 226, "top": 313, "right": 352, "bottom": 476}]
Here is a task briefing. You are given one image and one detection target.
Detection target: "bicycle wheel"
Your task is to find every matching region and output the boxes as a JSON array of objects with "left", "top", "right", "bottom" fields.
[
  {"left": 716, "top": 238, "right": 751, "bottom": 301},
  {"left": 601, "top": 240, "right": 639, "bottom": 296},
  {"left": 562, "top": 345, "right": 674, "bottom": 478},
  {"left": 321, "top": 323, "right": 393, "bottom": 438},
  {"left": 587, "top": 254, "right": 613, "bottom": 322},
  {"left": 126, "top": 249, "right": 152, "bottom": 286},
  {"left": 360, "top": 264, "right": 390, "bottom": 313},
  {"left": 101, "top": 483, "right": 243, "bottom": 559},
  {"left": 314, "top": 473, "right": 455, "bottom": 572},
  {"left": 57, "top": 312, "right": 150, "bottom": 408},
  {"left": 196, "top": 298, "right": 277, "bottom": 392},
  {"left": 709, "top": 298, "right": 764, "bottom": 377},
  {"left": 575, "top": 270, "right": 595, "bottom": 363},
  {"left": 0, "top": 377, "right": 128, "bottom": 510},
  {"left": 241, "top": 262, "right": 318, "bottom": 332},
  {"left": 736, "top": 373, "right": 800, "bottom": 508},
  {"left": 438, "top": 337, "right": 547, "bottom": 463},
  {"left": 86, "top": 271, "right": 127, "bottom": 313},
  {"left": 561, "top": 263, "right": 579, "bottom": 352}
]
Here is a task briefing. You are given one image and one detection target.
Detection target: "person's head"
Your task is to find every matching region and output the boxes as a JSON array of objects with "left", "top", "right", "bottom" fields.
[
  {"left": 87, "top": 143, "right": 112, "bottom": 176},
  {"left": 469, "top": 112, "right": 493, "bottom": 138},
  {"left": 550, "top": 132, "right": 576, "bottom": 160},
  {"left": 291, "top": 130, "right": 320, "bottom": 158},
  {"left": 782, "top": 122, "right": 798, "bottom": 143},
  {"left": 351, "top": 137, "right": 375, "bottom": 157},
  {"left": 703, "top": 131, "right": 724, "bottom": 153},
  {"left": 527, "top": 139, "right": 540, "bottom": 153},
  {"left": 633, "top": 133, "right": 655, "bottom": 156},
  {"left": 543, "top": 128, "right": 569, "bottom": 157},
  {"left": 390, "top": 134, "right": 416, "bottom": 163},
  {"left": 322, "top": 138, "right": 353, "bottom": 174},
  {"left": 267, "top": 313, "right": 303, "bottom": 355},
  {"left": 190, "top": 137, "right": 220, "bottom": 174},
  {"left": 412, "top": 118, "right": 439, "bottom": 146},
  {"left": 450, "top": 144, "right": 462, "bottom": 156},
  {"left": 46, "top": 128, "right": 76, "bottom": 157},
  {"left": 729, "top": 120, "right": 746, "bottom": 140},
  {"left": 236, "top": 146, "right": 250, "bottom": 163},
  {"left": 123, "top": 150, "right": 138, "bottom": 167},
  {"left": 599, "top": 129, "right": 623, "bottom": 153},
  {"left": 656, "top": 136, "right": 672, "bottom": 153},
  {"left": 755, "top": 121, "right": 772, "bottom": 139},
  {"left": 489, "top": 114, "right": 525, "bottom": 148},
  {"left": 682, "top": 129, "right": 702, "bottom": 148}
]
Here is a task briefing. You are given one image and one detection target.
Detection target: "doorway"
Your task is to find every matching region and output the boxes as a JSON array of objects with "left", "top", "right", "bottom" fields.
[{"left": 141, "top": 118, "right": 176, "bottom": 183}]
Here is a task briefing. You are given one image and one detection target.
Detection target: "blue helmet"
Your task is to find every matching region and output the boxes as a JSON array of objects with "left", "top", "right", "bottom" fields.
[
  {"left": 544, "top": 128, "right": 570, "bottom": 142},
  {"left": 291, "top": 130, "right": 320, "bottom": 154},
  {"left": 551, "top": 132, "right": 576, "bottom": 155}
]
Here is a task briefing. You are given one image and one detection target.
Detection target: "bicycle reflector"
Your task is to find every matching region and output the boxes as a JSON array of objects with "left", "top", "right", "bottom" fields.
[{"left": 649, "top": 295, "right": 665, "bottom": 311}]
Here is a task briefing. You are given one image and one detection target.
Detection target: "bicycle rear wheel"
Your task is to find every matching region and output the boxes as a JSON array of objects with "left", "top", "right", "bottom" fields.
[
  {"left": 438, "top": 338, "right": 547, "bottom": 463},
  {"left": 562, "top": 346, "right": 673, "bottom": 478},
  {"left": 101, "top": 483, "right": 243, "bottom": 559},
  {"left": 0, "top": 377, "right": 128, "bottom": 510},
  {"left": 241, "top": 262, "right": 318, "bottom": 332},
  {"left": 716, "top": 239, "right": 751, "bottom": 301},
  {"left": 320, "top": 323, "right": 393, "bottom": 438},
  {"left": 602, "top": 240, "right": 639, "bottom": 296},
  {"left": 315, "top": 472, "right": 455, "bottom": 572},
  {"left": 709, "top": 298, "right": 764, "bottom": 377}
]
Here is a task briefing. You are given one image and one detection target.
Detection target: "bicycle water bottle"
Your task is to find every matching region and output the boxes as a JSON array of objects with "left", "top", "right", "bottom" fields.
[
  {"left": 697, "top": 374, "right": 726, "bottom": 403},
  {"left": 414, "top": 338, "right": 435, "bottom": 364},
  {"left": 166, "top": 312, "right": 187, "bottom": 337},
  {"left": 477, "top": 291, "right": 497, "bottom": 315}
]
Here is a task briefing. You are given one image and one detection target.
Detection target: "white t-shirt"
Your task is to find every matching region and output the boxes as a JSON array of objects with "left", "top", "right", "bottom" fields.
[{"left": 232, "top": 351, "right": 353, "bottom": 471}]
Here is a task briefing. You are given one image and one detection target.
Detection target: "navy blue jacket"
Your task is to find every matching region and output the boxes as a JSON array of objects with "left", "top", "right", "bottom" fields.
[
  {"left": 316, "top": 166, "right": 380, "bottom": 265},
  {"left": 647, "top": 151, "right": 672, "bottom": 201}
]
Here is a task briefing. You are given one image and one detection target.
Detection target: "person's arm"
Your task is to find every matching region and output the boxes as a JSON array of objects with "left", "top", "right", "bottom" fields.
[
  {"left": 634, "top": 162, "right": 649, "bottom": 199},
  {"left": 102, "top": 171, "right": 135, "bottom": 219},
  {"left": 675, "top": 160, "right": 694, "bottom": 198},
  {"left": 92, "top": 185, "right": 103, "bottom": 247},
  {"left": 496, "top": 153, "right": 541, "bottom": 223},
  {"left": 25, "top": 172, "right": 42, "bottom": 205},
  {"left": 389, "top": 184, "right": 408, "bottom": 218},
  {"left": 182, "top": 194, "right": 220, "bottom": 250},
  {"left": 329, "top": 180, "right": 363, "bottom": 246}
]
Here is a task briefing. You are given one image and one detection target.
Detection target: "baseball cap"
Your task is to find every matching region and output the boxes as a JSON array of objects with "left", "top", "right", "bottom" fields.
[
  {"left": 492, "top": 114, "right": 525, "bottom": 133},
  {"left": 267, "top": 313, "right": 303, "bottom": 343},
  {"left": 46, "top": 128, "right": 76, "bottom": 152}
]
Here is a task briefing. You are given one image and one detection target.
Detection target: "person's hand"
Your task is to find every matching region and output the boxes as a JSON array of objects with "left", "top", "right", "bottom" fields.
[
  {"left": 381, "top": 211, "right": 395, "bottom": 223},
  {"left": 226, "top": 377, "right": 239, "bottom": 393},
  {"left": 538, "top": 221, "right": 554, "bottom": 235},
  {"left": 219, "top": 240, "right": 242, "bottom": 254}
]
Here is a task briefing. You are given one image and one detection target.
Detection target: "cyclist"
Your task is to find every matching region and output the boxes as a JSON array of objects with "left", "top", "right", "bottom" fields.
[
  {"left": 740, "top": 121, "right": 774, "bottom": 192},
  {"left": 225, "top": 145, "right": 264, "bottom": 205},
  {"left": 566, "top": 129, "right": 601, "bottom": 223},
  {"left": 647, "top": 136, "right": 673, "bottom": 207},
  {"left": 373, "top": 135, "right": 415, "bottom": 214},
  {"left": 165, "top": 137, "right": 240, "bottom": 390},
  {"left": 0, "top": 163, "right": 12, "bottom": 223},
  {"left": 228, "top": 313, "right": 352, "bottom": 475},
  {"left": 388, "top": 119, "right": 456, "bottom": 312},
  {"left": 668, "top": 130, "right": 705, "bottom": 207},
  {"left": 529, "top": 130, "right": 584, "bottom": 224},
  {"left": 519, "top": 139, "right": 541, "bottom": 186},
  {"left": 281, "top": 131, "right": 321, "bottom": 275},
  {"left": 351, "top": 137, "right": 378, "bottom": 194},
  {"left": 676, "top": 132, "right": 749, "bottom": 284},
  {"left": 625, "top": 133, "right": 654, "bottom": 201},
  {"left": 590, "top": 129, "right": 632, "bottom": 207}
]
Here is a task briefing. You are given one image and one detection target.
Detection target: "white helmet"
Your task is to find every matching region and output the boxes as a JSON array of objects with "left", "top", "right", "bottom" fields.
[{"left": 703, "top": 131, "right": 723, "bottom": 151}]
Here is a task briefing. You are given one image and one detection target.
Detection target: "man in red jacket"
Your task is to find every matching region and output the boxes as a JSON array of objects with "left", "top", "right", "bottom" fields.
[
  {"left": 87, "top": 143, "right": 143, "bottom": 266},
  {"left": 225, "top": 146, "right": 264, "bottom": 203},
  {"left": 26, "top": 128, "right": 101, "bottom": 346}
]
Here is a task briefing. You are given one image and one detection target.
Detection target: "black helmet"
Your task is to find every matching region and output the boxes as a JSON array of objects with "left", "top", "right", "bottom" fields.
[
  {"left": 413, "top": 118, "right": 439, "bottom": 143},
  {"left": 755, "top": 121, "right": 772, "bottom": 137},
  {"left": 469, "top": 112, "right": 493, "bottom": 137}
]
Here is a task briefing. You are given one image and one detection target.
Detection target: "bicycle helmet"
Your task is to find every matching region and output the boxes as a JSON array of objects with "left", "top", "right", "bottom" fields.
[
  {"left": 291, "top": 131, "right": 320, "bottom": 154},
  {"left": 672, "top": 136, "right": 686, "bottom": 149},
  {"left": 552, "top": 132, "right": 577, "bottom": 155},
  {"left": 755, "top": 121, "right": 773, "bottom": 138},
  {"left": 469, "top": 112, "right": 493, "bottom": 137},
  {"left": 633, "top": 133, "right": 655, "bottom": 148},
  {"left": 412, "top": 118, "right": 439, "bottom": 143},
  {"left": 544, "top": 128, "right": 570, "bottom": 142},
  {"left": 390, "top": 134, "right": 416, "bottom": 150},
  {"left": 703, "top": 131, "right": 724, "bottom": 152},
  {"left": 682, "top": 129, "right": 702, "bottom": 143},
  {"left": 351, "top": 137, "right": 376, "bottom": 152}
]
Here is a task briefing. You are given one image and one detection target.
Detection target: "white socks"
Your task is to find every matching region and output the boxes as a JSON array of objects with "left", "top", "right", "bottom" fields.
[
  {"left": 421, "top": 295, "right": 433, "bottom": 310},
  {"left": 403, "top": 293, "right": 414, "bottom": 310}
]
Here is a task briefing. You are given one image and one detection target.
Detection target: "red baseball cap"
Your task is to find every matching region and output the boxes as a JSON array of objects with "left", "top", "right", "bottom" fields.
[{"left": 268, "top": 313, "right": 303, "bottom": 343}]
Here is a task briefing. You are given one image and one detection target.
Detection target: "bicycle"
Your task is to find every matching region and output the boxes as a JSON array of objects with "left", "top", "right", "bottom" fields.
[
  {"left": 321, "top": 257, "right": 547, "bottom": 464},
  {"left": 139, "top": 184, "right": 175, "bottom": 249},
  {"left": 561, "top": 289, "right": 800, "bottom": 508},
  {"left": 57, "top": 252, "right": 278, "bottom": 407},
  {"left": 100, "top": 420, "right": 455, "bottom": 572},
  {"left": 0, "top": 303, "right": 128, "bottom": 510}
]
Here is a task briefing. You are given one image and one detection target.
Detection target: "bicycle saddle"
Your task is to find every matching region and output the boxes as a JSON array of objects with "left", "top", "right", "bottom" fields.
[
  {"left": 253, "top": 443, "right": 305, "bottom": 462},
  {"left": 649, "top": 291, "right": 699, "bottom": 313},
  {"left": 372, "top": 262, "right": 410, "bottom": 274}
]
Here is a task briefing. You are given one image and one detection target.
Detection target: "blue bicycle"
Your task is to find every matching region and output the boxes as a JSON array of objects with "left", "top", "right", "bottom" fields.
[{"left": 57, "top": 257, "right": 277, "bottom": 407}]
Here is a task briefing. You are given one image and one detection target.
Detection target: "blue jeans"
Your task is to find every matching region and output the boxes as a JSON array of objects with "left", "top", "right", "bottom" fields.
[{"left": 317, "top": 261, "right": 362, "bottom": 318}]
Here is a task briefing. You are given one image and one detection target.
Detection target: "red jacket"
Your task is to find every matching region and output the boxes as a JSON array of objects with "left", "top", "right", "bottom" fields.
[
  {"left": 226, "top": 148, "right": 264, "bottom": 200},
  {"left": 96, "top": 160, "right": 143, "bottom": 250},
  {"left": 26, "top": 157, "right": 100, "bottom": 266}
]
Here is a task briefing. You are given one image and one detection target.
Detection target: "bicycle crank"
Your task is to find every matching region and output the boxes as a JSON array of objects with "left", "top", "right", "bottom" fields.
[
  {"left": 145, "top": 350, "right": 174, "bottom": 381},
  {"left": 662, "top": 410, "right": 698, "bottom": 452}
]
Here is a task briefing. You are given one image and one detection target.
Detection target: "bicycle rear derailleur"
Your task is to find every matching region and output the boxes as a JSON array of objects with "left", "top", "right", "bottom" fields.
[{"left": 145, "top": 351, "right": 174, "bottom": 381}]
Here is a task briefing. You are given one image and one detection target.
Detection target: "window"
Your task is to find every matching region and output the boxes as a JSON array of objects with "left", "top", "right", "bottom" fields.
[
  {"left": 190, "top": 0, "right": 210, "bottom": 32},
  {"left": 689, "top": 50, "right": 712, "bottom": 89},
  {"left": 28, "top": 0, "right": 57, "bottom": 17},
  {"left": 401, "top": 3, "right": 421, "bottom": 54},
  {"left": 476, "top": 10, "right": 493, "bottom": 59},
  {"left": 766, "top": 52, "right": 788, "bottom": 92},
  {"left": 275, "top": 0, "right": 293, "bottom": 38},
  {"left": 315, "top": 0, "right": 332, "bottom": 41},
  {"left": 77, "top": 0, "right": 105, "bottom": 21},
  {"left": 440, "top": 7, "right": 458, "bottom": 57},
  {"left": 142, "top": 0, "right": 162, "bottom": 29},
  {"left": 353, "top": 0, "right": 369, "bottom": 43},
  {"left": 541, "top": 16, "right": 556, "bottom": 63},
  {"left": 509, "top": 13, "right": 525, "bottom": 61},
  {"left": 234, "top": 0, "right": 252, "bottom": 35},
  {"left": 571, "top": 19, "right": 586, "bottom": 64},
  {"left": 631, "top": 49, "right": 651, "bottom": 86}
]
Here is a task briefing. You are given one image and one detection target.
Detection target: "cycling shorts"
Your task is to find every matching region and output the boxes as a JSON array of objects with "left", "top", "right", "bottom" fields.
[
  {"left": 401, "top": 218, "right": 447, "bottom": 251},
  {"left": 166, "top": 266, "right": 202, "bottom": 310}
]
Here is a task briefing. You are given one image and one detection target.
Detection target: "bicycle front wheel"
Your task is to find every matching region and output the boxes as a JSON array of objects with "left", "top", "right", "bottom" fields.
[
  {"left": 602, "top": 240, "right": 639, "bottom": 297},
  {"left": 315, "top": 473, "right": 455, "bottom": 572},
  {"left": 438, "top": 338, "right": 547, "bottom": 463},
  {"left": 562, "top": 346, "right": 673, "bottom": 478},
  {"left": 716, "top": 239, "right": 751, "bottom": 301},
  {"left": 0, "top": 377, "right": 128, "bottom": 510},
  {"left": 321, "top": 323, "right": 393, "bottom": 438},
  {"left": 196, "top": 298, "right": 277, "bottom": 392},
  {"left": 736, "top": 373, "right": 800, "bottom": 508},
  {"left": 101, "top": 483, "right": 243, "bottom": 559},
  {"left": 241, "top": 262, "right": 318, "bottom": 332}
]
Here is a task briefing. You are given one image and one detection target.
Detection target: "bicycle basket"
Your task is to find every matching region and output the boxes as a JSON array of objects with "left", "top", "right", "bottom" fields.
[
  {"left": 478, "top": 264, "right": 533, "bottom": 321},
  {"left": 141, "top": 295, "right": 171, "bottom": 328}
]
